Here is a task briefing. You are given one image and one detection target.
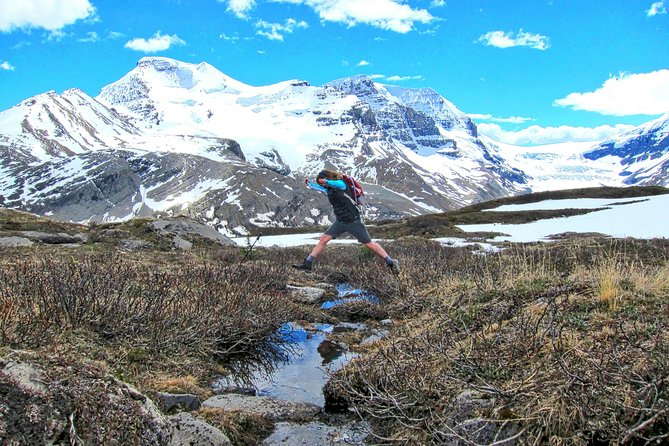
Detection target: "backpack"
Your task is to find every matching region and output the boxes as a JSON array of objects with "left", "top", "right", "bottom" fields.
[{"left": 342, "top": 174, "right": 365, "bottom": 207}]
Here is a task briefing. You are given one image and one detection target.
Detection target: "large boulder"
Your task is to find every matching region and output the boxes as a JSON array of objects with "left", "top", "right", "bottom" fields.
[{"left": 168, "top": 412, "right": 232, "bottom": 446}]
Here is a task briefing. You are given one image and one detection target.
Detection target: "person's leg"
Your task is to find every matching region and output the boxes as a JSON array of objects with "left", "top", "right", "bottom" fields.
[
  {"left": 310, "top": 234, "right": 333, "bottom": 258},
  {"left": 347, "top": 220, "right": 400, "bottom": 274},
  {"left": 363, "top": 241, "right": 388, "bottom": 259},
  {"left": 293, "top": 223, "right": 342, "bottom": 271},
  {"left": 363, "top": 241, "right": 400, "bottom": 274}
]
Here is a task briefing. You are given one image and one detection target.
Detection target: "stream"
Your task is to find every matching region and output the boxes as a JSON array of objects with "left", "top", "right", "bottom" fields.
[{"left": 215, "top": 284, "right": 380, "bottom": 407}]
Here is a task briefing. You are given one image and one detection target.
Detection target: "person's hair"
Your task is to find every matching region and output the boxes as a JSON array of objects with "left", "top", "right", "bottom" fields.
[{"left": 317, "top": 169, "right": 342, "bottom": 180}]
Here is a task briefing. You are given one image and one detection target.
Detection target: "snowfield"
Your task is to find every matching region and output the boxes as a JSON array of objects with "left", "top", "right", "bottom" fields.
[
  {"left": 234, "top": 193, "right": 668, "bottom": 247},
  {"left": 458, "top": 194, "right": 669, "bottom": 243}
]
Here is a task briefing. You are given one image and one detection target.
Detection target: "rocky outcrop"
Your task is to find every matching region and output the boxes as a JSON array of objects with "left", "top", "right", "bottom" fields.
[
  {"left": 202, "top": 394, "right": 321, "bottom": 422},
  {"left": 263, "top": 420, "right": 369, "bottom": 446},
  {"left": 0, "top": 358, "right": 173, "bottom": 445}
]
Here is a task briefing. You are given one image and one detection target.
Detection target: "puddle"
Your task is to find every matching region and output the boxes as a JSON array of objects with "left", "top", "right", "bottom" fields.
[
  {"left": 215, "top": 323, "right": 358, "bottom": 407},
  {"left": 321, "top": 284, "right": 379, "bottom": 310}
]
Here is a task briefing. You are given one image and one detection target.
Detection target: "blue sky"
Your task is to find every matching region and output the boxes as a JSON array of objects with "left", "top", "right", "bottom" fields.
[{"left": 1, "top": 0, "right": 668, "bottom": 145}]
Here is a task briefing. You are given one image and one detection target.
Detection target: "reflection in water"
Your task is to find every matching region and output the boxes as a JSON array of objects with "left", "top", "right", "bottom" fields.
[
  {"left": 216, "top": 323, "right": 357, "bottom": 407},
  {"left": 321, "top": 284, "right": 379, "bottom": 309}
]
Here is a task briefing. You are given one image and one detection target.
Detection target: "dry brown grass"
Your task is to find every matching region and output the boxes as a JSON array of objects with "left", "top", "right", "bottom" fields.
[{"left": 325, "top": 237, "right": 669, "bottom": 445}]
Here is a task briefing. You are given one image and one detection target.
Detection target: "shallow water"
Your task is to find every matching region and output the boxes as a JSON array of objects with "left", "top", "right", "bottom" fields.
[
  {"left": 216, "top": 323, "right": 358, "bottom": 407},
  {"left": 320, "top": 283, "right": 378, "bottom": 309},
  {"left": 216, "top": 284, "right": 377, "bottom": 407}
]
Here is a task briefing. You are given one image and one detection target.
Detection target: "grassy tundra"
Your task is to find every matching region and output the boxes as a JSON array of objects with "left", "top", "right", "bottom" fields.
[{"left": 1, "top": 187, "right": 668, "bottom": 445}]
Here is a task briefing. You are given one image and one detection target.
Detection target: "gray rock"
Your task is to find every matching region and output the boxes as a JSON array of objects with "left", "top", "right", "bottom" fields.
[
  {"left": 437, "top": 391, "right": 520, "bottom": 445},
  {"left": 359, "top": 329, "right": 389, "bottom": 345},
  {"left": 1, "top": 361, "right": 47, "bottom": 395},
  {"left": 438, "top": 418, "right": 520, "bottom": 446},
  {"left": 263, "top": 421, "right": 369, "bottom": 445},
  {"left": 172, "top": 235, "right": 193, "bottom": 250},
  {"left": 0, "top": 236, "right": 33, "bottom": 247},
  {"left": 202, "top": 394, "right": 321, "bottom": 421},
  {"left": 168, "top": 412, "right": 232, "bottom": 446},
  {"left": 380, "top": 319, "right": 394, "bottom": 326},
  {"left": 286, "top": 285, "right": 326, "bottom": 304},
  {"left": 316, "top": 283, "right": 338, "bottom": 295},
  {"left": 119, "top": 238, "right": 153, "bottom": 251},
  {"left": 154, "top": 392, "right": 201, "bottom": 413},
  {"left": 19, "top": 231, "right": 85, "bottom": 244},
  {"left": 151, "top": 217, "right": 235, "bottom": 246}
]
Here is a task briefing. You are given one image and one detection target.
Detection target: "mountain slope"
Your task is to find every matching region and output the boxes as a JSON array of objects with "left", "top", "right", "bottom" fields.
[
  {"left": 96, "top": 57, "right": 529, "bottom": 211},
  {"left": 1, "top": 56, "right": 667, "bottom": 234},
  {"left": 583, "top": 113, "right": 669, "bottom": 186}
]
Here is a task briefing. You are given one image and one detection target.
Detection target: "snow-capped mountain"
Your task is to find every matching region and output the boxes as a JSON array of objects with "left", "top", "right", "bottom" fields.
[
  {"left": 96, "top": 57, "right": 528, "bottom": 213},
  {"left": 583, "top": 113, "right": 669, "bottom": 186},
  {"left": 1, "top": 56, "right": 667, "bottom": 234},
  {"left": 482, "top": 112, "right": 669, "bottom": 192}
]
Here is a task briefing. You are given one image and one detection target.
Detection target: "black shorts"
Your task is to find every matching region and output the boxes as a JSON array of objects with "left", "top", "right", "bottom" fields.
[{"left": 324, "top": 219, "right": 372, "bottom": 244}]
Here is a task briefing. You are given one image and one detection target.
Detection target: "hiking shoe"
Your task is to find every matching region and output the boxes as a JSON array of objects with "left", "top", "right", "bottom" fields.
[
  {"left": 292, "top": 262, "right": 313, "bottom": 272},
  {"left": 387, "top": 259, "right": 400, "bottom": 275}
]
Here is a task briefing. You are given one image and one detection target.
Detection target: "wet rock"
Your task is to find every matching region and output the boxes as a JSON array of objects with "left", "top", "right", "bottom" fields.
[
  {"left": 263, "top": 420, "right": 369, "bottom": 445},
  {"left": 168, "top": 412, "right": 232, "bottom": 446},
  {"left": 286, "top": 285, "right": 326, "bottom": 304},
  {"left": 317, "top": 340, "right": 347, "bottom": 366},
  {"left": 212, "top": 385, "right": 257, "bottom": 396},
  {"left": 201, "top": 394, "right": 321, "bottom": 421},
  {"left": 154, "top": 392, "right": 201, "bottom": 413}
]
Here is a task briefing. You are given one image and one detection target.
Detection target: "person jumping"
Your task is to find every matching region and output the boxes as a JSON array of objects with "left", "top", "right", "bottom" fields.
[{"left": 292, "top": 169, "right": 400, "bottom": 274}]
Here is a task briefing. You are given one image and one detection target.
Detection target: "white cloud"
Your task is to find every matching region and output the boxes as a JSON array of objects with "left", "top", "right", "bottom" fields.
[
  {"left": 78, "top": 31, "right": 99, "bottom": 43},
  {"left": 357, "top": 60, "right": 370, "bottom": 67},
  {"left": 221, "top": 0, "right": 257, "bottom": 18},
  {"left": 478, "top": 122, "right": 636, "bottom": 145},
  {"left": 647, "top": 1, "right": 667, "bottom": 16},
  {"left": 1, "top": 61, "right": 15, "bottom": 71},
  {"left": 255, "top": 18, "right": 308, "bottom": 41},
  {"left": 0, "top": 0, "right": 95, "bottom": 32},
  {"left": 368, "top": 73, "right": 424, "bottom": 82},
  {"left": 46, "top": 29, "right": 69, "bottom": 42},
  {"left": 219, "top": 32, "right": 241, "bottom": 42},
  {"left": 431, "top": 0, "right": 446, "bottom": 7},
  {"left": 554, "top": 70, "right": 669, "bottom": 116},
  {"left": 477, "top": 29, "right": 550, "bottom": 50},
  {"left": 125, "top": 32, "right": 186, "bottom": 53},
  {"left": 469, "top": 113, "right": 534, "bottom": 124},
  {"left": 385, "top": 74, "right": 424, "bottom": 82},
  {"left": 273, "top": 0, "right": 434, "bottom": 33}
]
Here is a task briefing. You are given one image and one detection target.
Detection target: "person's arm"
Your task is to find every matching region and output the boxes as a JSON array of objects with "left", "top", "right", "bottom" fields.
[
  {"left": 323, "top": 179, "right": 346, "bottom": 190},
  {"left": 305, "top": 179, "right": 327, "bottom": 193}
]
